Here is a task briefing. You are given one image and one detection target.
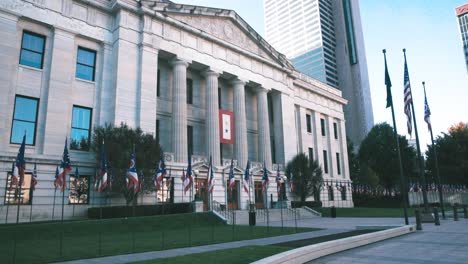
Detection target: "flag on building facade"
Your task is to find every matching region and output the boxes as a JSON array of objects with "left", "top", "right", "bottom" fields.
[
  {"left": 184, "top": 157, "right": 193, "bottom": 193},
  {"left": 403, "top": 55, "right": 413, "bottom": 136},
  {"left": 16, "top": 134, "right": 26, "bottom": 186},
  {"left": 228, "top": 159, "right": 235, "bottom": 193},
  {"left": 384, "top": 50, "right": 393, "bottom": 108},
  {"left": 154, "top": 158, "right": 167, "bottom": 191},
  {"left": 219, "top": 110, "right": 234, "bottom": 144},
  {"left": 127, "top": 151, "right": 139, "bottom": 193},
  {"left": 243, "top": 160, "right": 250, "bottom": 193},
  {"left": 276, "top": 166, "right": 281, "bottom": 196},
  {"left": 208, "top": 156, "right": 215, "bottom": 194},
  {"left": 423, "top": 85, "right": 432, "bottom": 133},
  {"left": 98, "top": 143, "right": 108, "bottom": 192},
  {"left": 262, "top": 161, "right": 269, "bottom": 193},
  {"left": 58, "top": 139, "right": 72, "bottom": 192},
  {"left": 31, "top": 163, "right": 38, "bottom": 191}
]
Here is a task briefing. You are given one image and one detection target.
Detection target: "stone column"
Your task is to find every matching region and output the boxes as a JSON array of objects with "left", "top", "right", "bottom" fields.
[
  {"left": 139, "top": 46, "right": 158, "bottom": 136},
  {"left": 256, "top": 87, "right": 272, "bottom": 169},
  {"left": 203, "top": 69, "right": 221, "bottom": 166},
  {"left": 233, "top": 79, "right": 248, "bottom": 168},
  {"left": 170, "top": 58, "right": 189, "bottom": 163}
]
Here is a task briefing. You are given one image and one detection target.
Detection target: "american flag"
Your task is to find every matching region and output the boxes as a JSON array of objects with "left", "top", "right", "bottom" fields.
[
  {"left": 403, "top": 52, "right": 413, "bottom": 136},
  {"left": 184, "top": 156, "right": 193, "bottom": 194},
  {"left": 276, "top": 166, "right": 281, "bottom": 196},
  {"left": 31, "top": 163, "right": 38, "bottom": 191},
  {"left": 154, "top": 158, "right": 167, "bottom": 191},
  {"left": 16, "top": 134, "right": 26, "bottom": 186},
  {"left": 98, "top": 142, "right": 108, "bottom": 192},
  {"left": 136, "top": 170, "right": 144, "bottom": 194},
  {"left": 58, "top": 139, "right": 72, "bottom": 192},
  {"left": 208, "top": 156, "right": 215, "bottom": 194},
  {"left": 423, "top": 83, "right": 432, "bottom": 132},
  {"left": 228, "top": 159, "right": 235, "bottom": 193},
  {"left": 262, "top": 161, "right": 269, "bottom": 193},
  {"left": 10, "top": 161, "right": 18, "bottom": 191},
  {"left": 242, "top": 160, "right": 250, "bottom": 193},
  {"left": 289, "top": 173, "right": 294, "bottom": 193},
  {"left": 127, "top": 151, "right": 139, "bottom": 194}
]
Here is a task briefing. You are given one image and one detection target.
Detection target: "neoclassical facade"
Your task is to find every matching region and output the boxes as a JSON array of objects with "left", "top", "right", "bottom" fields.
[{"left": 0, "top": 0, "right": 352, "bottom": 222}]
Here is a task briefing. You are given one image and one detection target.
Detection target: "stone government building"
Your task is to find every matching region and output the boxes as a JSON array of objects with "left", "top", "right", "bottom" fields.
[{"left": 0, "top": 0, "right": 352, "bottom": 222}]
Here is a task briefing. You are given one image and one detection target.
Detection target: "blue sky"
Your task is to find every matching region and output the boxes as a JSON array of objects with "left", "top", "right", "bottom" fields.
[{"left": 176, "top": 0, "right": 468, "bottom": 150}]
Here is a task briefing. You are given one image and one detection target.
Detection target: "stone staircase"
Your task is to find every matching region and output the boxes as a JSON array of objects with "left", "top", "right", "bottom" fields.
[{"left": 219, "top": 207, "right": 321, "bottom": 225}]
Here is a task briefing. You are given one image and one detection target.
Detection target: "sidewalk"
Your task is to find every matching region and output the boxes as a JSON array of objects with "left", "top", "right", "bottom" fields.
[{"left": 310, "top": 219, "right": 468, "bottom": 264}]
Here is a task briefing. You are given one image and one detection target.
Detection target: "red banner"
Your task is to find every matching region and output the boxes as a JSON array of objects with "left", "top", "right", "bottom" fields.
[{"left": 219, "top": 110, "right": 234, "bottom": 144}]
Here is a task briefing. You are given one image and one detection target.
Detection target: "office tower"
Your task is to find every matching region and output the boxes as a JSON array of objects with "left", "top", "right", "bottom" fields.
[
  {"left": 264, "top": 0, "right": 374, "bottom": 145},
  {"left": 456, "top": 4, "right": 468, "bottom": 72}
]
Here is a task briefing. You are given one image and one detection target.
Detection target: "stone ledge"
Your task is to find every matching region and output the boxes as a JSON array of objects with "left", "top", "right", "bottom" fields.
[{"left": 252, "top": 225, "right": 415, "bottom": 264}]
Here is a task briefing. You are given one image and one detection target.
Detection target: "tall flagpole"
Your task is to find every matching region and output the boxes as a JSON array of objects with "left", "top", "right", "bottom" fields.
[
  {"left": 403, "top": 49, "right": 429, "bottom": 212},
  {"left": 383, "top": 49, "right": 409, "bottom": 225},
  {"left": 423, "top": 81, "right": 445, "bottom": 218}
]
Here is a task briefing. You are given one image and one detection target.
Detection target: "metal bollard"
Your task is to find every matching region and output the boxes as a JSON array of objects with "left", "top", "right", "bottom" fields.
[
  {"left": 464, "top": 206, "right": 467, "bottom": 219},
  {"left": 415, "top": 209, "right": 422, "bottom": 230},
  {"left": 453, "top": 205, "right": 459, "bottom": 221},
  {"left": 433, "top": 208, "right": 440, "bottom": 226}
]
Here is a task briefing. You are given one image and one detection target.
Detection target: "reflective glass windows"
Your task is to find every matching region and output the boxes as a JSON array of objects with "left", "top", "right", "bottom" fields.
[
  {"left": 19, "top": 31, "right": 45, "bottom": 69},
  {"left": 71, "top": 106, "right": 92, "bottom": 151},
  {"left": 76, "top": 47, "right": 96, "bottom": 81},
  {"left": 11, "top": 96, "right": 39, "bottom": 145}
]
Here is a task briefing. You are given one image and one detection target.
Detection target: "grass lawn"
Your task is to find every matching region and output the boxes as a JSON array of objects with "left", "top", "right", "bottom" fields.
[
  {"left": 0, "top": 212, "right": 318, "bottom": 264},
  {"left": 317, "top": 207, "right": 416, "bottom": 218},
  {"left": 136, "top": 230, "right": 380, "bottom": 264}
]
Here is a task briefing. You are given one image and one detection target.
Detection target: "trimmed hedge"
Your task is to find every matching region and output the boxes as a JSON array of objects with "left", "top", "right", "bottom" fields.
[
  {"left": 88, "top": 203, "right": 192, "bottom": 219},
  {"left": 352, "top": 194, "right": 403, "bottom": 208},
  {"left": 291, "top": 201, "right": 323, "bottom": 208}
]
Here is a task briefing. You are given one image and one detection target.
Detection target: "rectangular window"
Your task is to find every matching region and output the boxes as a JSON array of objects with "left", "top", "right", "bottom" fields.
[
  {"left": 157, "top": 69, "right": 161, "bottom": 97},
  {"left": 187, "top": 125, "right": 193, "bottom": 157},
  {"left": 19, "top": 31, "right": 45, "bottom": 69},
  {"left": 76, "top": 47, "right": 96, "bottom": 81},
  {"left": 323, "top": 150, "right": 328, "bottom": 174},
  {"left": 69, "top": 175, "right": 90, "bottom": 204},
  {"left": 343, "top": 0, "right": 358, "bottom": 64},
  {"left": 4, "top": 173, "right": 32, "bottom": 205},
  {"left": 11, "top": 95, "right": 39, "bottom": 145},
  {"left": 308, "top": 147, "right": 314, "bottom": 161},
  {"left": 336, "top": 153, "right": 341, "bottom": 175},
  {"left": 71, "top": 106, "right": 92, "bottom": 151},
  {"left": 306, "top": 114, "right": 312, "bottom": 133},
  {"left": 321, "top": 118, "right": 326, "bottom": 136},
  {"left": 186, "top": 78, "right": 193, "bottom": 104},
  {"left": 333, "top": 122, "right": 338, "bottom": 139}
]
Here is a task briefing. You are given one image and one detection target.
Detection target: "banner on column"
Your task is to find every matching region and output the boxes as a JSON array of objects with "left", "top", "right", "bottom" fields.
[{"left": 219, "top": 110, "right": 234, "bottom": 144}]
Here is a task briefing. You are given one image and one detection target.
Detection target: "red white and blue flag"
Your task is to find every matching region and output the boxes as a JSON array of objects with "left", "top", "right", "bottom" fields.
[
  {"left": 31, "top": 163, "right": 38, "bottom": 191},
  {"left": 136, "top": 170, "right": 144, "bottom": 194},
  {"left": 127, "top": 151, "right": 139, "bottom": 194},
  {"left": 16, "top": 134, "right": 27, "bottom": 187},
  {"left": 58, "top": 139, "right": 72, "bottom": 192},
  {"left": 184, "top": 157, "right": 193, "bottom": 193},
  {"left": 228, "top": 159, "right": 236, "bottom": 193},
  {"left": 423, "top": 85, "right": 432, "bottom": 133},
  {"left": 154, "top": 158, "right": 167, "bottom": 191},
  {"left": 403, "top": 54, "right": 413, "bottom": 136},
  {"left": 98, "top": 142, "right": 108, "bottom": 192},
  {"left": 243, "top": 161, "right": 250, "bottom": 193},
  {"left": 262, "top": 161, "right": 269, "bottom": 193},
  {"left": 208, "top": 156, "right": 215, "bottom": 194}
]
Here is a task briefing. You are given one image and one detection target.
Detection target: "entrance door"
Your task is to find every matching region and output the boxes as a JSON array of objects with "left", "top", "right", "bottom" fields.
[
  {"left": 254, "top": 181, "right": 264, "bottom": 209},
  {"left": 226, "top": 180, "right": 239, "bottom": 210},
  {"left": 195, "top": 178, "right": 208, "bottom": 211}
]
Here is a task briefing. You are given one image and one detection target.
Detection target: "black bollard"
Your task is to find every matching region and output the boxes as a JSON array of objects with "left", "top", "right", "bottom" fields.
[
  {"left": 415, "top": 209, "right": 422, "bottom": 230},
  {"left": 453, "top": 205, "right": 459, "bottom": 221},
  {"left": 433, "top": 208, "right": 440, "bottom": 226}
]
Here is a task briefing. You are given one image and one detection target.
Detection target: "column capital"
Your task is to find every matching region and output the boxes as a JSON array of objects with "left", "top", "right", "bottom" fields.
[
  {"left": 231, "top": 77, "right": 248, "bottom": 86},
  {"left": 170, "top": 57, "right": 190, "bottom": 68},
  {"left": 254, "top": 86, "right": 269, "bottom": 94},
  {"left": 201, "top": 68, "right": 221, "bottom": 78}
]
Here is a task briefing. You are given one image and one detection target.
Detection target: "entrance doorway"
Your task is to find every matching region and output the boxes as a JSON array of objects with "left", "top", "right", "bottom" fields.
[
  {"left": 226, "top": 180, "right": 239, "bottom": 210},
  {"left": 254, "top": 181, "right": 264, "bottom": 209},
  {"left": 195, "top": 178, "right": 208, "bottom": 211}
]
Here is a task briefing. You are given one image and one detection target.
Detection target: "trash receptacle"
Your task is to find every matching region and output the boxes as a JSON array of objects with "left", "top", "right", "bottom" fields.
[
  {"left": 331, "top": 206, "right": 337, "bottom": 218},
  {"left": 249, "top": 211, "right": 256, "bottom": 226}
]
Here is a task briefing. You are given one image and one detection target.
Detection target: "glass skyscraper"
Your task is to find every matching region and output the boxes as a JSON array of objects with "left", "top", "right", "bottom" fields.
[
  {"left": 456, "top": 4, "right": 468, "bottom": 72},
  {"left": 264, "top": 0, "right": 374, "bottom": 145}
]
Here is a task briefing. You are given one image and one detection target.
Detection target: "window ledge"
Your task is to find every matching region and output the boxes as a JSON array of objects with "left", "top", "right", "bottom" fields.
[
  {"left": 19, "top": 65, "right": 43, "bottom": 72},
  {"left": 75, "top": 77, "right": 96, "bottom": 84}
]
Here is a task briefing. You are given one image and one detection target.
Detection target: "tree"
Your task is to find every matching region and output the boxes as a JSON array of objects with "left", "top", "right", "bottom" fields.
[
  {"left": 358, "top": 123, "right": 416, "bottom": 193},
  {"left": 286, "top": 153, "right": 323, "bottom": 202},
  {"left": 91, "top": 123, "right": 163, "bottom": 204},
  {"left": 426, "top": 122, "right": 468, "bottom": 185}
]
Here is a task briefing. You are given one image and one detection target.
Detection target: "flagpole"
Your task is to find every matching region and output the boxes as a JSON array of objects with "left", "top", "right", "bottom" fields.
[
  {"left": 403, "top": 49, "right": 429, "bottom": 212},
  {"left": 423, "top": 81, "right": 445, "bottom": 219},
  {"left": 5, "top": 173, "right": 12, "bottom": 224},
  {"left": 383, "top": 49, "right": 409, "bottom": 225},
  {"left": 52, "top": 182, "right": 57, "bottom": 221},
  {"left": 16, "top": 179, "right": 23, "bottom": 224}
]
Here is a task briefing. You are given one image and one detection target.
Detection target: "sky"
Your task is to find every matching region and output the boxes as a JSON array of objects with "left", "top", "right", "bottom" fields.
[{"left": 176, "top": 0, "right": 468, "bottom": 151}]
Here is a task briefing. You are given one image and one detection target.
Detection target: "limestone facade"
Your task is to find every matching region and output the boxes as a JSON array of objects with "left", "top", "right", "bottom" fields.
[{"left": 0, "top": 0, "right": 352, "bottom": 222}]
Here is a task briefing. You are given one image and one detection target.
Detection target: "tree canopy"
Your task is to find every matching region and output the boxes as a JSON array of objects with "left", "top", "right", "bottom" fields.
[{"left": 286, "top": 153, "right": 323, "bottom": 202}]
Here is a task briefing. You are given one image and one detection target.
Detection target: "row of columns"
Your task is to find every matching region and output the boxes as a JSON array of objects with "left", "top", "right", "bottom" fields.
[{"left": 168, "top": 58, "right": 272, "bottom": 169}]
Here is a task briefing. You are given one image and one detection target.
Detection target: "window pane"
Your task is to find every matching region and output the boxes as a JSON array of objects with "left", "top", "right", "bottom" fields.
[
  {"left": 19, "top": 50, "right": 42, "bottom": 68},
  {"left": 11, "top": 121, "right": 35, "bottom": 144},
  {"left": 14, "top": 97, "right": 38, "bottom": 121},
  {"left": 77, "top": 48, "right": 96, "bottom": 66},
  {"left": 75, "top": 64, "right": 94, "bottom": 81},
  {"left": 72, "top": 107, "right": 91, "bottom": 129},
  {"left": 22, "top": 33, "right": 44, "bottom": 53},
  {"left": 5, "top": 173, "right": 32, "bottom": 205}
]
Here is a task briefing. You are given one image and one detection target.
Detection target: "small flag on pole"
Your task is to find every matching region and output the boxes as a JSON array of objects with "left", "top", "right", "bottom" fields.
[
  {"left": 243, "top": 161, "right": 250, "bottom": 193},
  {"left": 228, "top": 159, "right": 235, "bottom": 193},
  {"left": 16, "top": 133, "right": 27, "bottom": 186},
  {"left": 184, "top": 157, "right": 193, "bottom": 194},
  {"left": 98, "top": 142, "right": 108, "bottom": 192},
  {"left": 422, "top": 82, "right": 432, "bottom": 133},
  {"left": 31, "top": 163, "right": 38, "bottom": 191},
  {"left": 262, "top": 161, "right": 269, "bottom": 193},
  {"left": 208, "top": 156, "right": 215, "bottom": 193},
  {"left": 127, "top": 150, "right": 139, "bottom": 194},
  {"left": 403, "top": 50, "right": 413, "bottom": 136},
  {"left": 58, "top": 139, "right": 72, "bottom": 192},
  {"left": 383, "top": 49, "right": 393, "bottom": 108},
  {"left": 154, "top": 158, "right": 167, "bottom": 191}
]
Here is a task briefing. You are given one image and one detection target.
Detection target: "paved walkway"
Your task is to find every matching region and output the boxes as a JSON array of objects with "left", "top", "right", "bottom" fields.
[{"left": 309, "top": 219, "right": 468, "bottom": 264}]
